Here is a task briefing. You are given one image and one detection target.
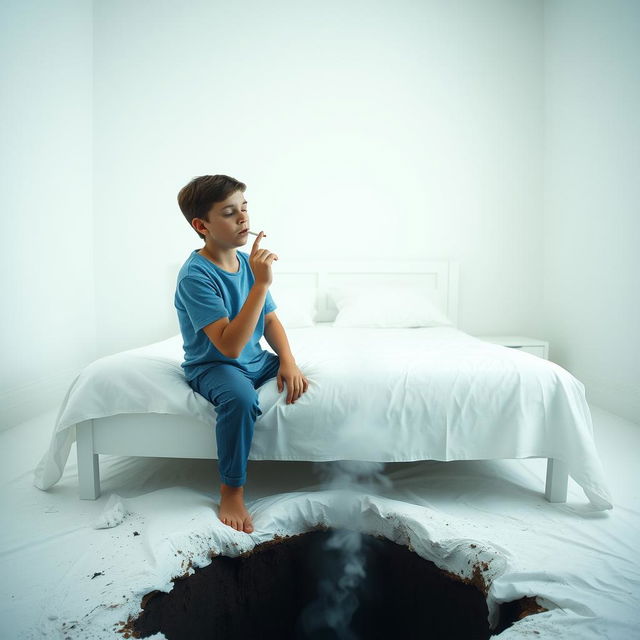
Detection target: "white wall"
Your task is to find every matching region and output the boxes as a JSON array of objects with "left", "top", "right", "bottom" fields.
[
  {"left": 0, "top": 0, "right": 95, "bottom": 430},
  {"left": 2, "top": 0, "right": 637, "bottom": 431},
  {"left": 92, "top": 0, "right": 544, "bottom": 355},
  {"left": 543, "top": 0, "right": 640, "bottom": 424}
]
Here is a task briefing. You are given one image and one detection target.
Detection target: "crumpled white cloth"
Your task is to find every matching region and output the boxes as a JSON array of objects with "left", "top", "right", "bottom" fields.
[
  {"left": 92, "top": 493, "right": 129, "bottom": 529},
  {"left": 33, "top": 488, "right": 632, "bottom": 640}
]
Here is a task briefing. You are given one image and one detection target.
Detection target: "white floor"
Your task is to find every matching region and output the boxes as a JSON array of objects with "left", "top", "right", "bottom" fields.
[{"left": 1, "top": 403, "right": 639, "bottom": 639}]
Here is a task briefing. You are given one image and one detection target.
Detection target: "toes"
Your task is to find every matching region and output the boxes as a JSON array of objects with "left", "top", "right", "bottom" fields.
[{"left": 220, "top": 514, "right": 252, "bottom": 533}]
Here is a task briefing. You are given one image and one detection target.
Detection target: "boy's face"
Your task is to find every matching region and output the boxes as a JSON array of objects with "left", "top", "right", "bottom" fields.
[{"left": 194, "top": 190, "right": 250, "bottom": 246}]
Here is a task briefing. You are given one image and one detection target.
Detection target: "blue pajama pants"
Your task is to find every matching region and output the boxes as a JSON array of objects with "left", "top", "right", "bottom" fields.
[{"left": 189, "top": 352, "right": 281, "bottom": 487}]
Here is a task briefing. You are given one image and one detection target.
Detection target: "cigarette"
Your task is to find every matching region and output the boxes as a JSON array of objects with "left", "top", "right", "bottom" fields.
[{"left": 247, "top": 230, "right": 261, "bottom": 236}]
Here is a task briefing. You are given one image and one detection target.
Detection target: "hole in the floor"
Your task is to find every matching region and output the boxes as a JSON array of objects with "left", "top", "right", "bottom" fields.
[{"left": 123, "top": 528, "right": 547, "bottom": 640}]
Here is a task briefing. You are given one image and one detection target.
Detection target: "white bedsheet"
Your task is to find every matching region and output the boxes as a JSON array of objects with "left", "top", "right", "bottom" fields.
[{"left": 33, "top": 326, "right": 613, "bottom": 511}]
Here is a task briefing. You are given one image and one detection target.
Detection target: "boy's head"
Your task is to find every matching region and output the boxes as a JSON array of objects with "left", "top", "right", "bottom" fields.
[{"left": 177, "top": 174, "right": 247, "bottom": 242}]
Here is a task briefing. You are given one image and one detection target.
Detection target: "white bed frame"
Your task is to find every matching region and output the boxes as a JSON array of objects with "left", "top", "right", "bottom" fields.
[{"left": 76, "top": 259, "right": 569, "bottom": 503}]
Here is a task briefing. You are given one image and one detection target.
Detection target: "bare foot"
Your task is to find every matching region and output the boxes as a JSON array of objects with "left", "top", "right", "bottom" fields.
[{"left": 218, "top": 483, "right": 254, "bottom": 533}]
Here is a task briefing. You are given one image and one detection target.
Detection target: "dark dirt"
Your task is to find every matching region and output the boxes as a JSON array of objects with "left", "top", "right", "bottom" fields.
[{"left": 119, "top": 528, "right": 546, "bottom": 639}]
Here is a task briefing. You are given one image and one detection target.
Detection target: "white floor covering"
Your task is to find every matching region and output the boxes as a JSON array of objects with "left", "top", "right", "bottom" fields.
[{"left": 1, "top": 404, "right": 638, "bottom": 639}]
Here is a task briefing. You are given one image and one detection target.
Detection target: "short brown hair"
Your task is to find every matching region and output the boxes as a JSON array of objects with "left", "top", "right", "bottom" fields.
[{"left": 177, "top": 174, "right": 247, "bottom": 241}]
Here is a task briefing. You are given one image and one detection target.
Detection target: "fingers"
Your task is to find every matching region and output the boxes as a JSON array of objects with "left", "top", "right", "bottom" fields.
[
  {"left": 251, "top": 232, "right": 279, "bottom": 260},
  {"left": 257, "top": 251, "right": 278, "bottom": 263},
  {"left": 283, "top": 376, "right": 310, "bottom": 403},
  {"left": 252, "top": 247, "right": 279, "bottom": 262},
  {"left": 251, "top": 230, "right": 266, "bottom": 253}
]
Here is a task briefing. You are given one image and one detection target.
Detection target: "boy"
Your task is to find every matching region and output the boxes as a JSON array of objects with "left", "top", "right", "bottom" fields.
[{"left": 174, "top": 174, "right": 309, "bottom": 534}]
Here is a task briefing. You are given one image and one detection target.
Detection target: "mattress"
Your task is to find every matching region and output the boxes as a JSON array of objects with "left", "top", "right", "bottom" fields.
[{"left": 33, "top": 325, "right": 613, "bottom": 511}]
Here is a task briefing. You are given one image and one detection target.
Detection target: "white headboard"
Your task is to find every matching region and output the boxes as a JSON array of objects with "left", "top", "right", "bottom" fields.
[
  {"left": 272, "top": 260, "right": 460, "bottom": 326},
  {"left": 171, "top": 258, "right": 460, "bottom": 327}
]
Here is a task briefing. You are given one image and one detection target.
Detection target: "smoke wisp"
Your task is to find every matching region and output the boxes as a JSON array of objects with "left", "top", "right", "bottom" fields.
[{"left": 296, "top": 460, "right": 393, "bottom": 639}]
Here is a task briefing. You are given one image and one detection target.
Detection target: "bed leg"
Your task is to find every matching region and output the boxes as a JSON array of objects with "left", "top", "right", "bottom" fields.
[
  {"left": 76, "top": 420, "right": 101, "bottom": 500},
  {"left": 545, "top": 457, "right": 568, "bottom": 503}
]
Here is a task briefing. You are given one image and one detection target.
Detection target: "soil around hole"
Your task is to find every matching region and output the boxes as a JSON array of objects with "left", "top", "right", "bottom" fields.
[{"left": 118, "top": 529, "right": 547, "bottom": 639}]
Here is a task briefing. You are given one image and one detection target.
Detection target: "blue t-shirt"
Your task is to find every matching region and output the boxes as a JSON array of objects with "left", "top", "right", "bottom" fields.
[{"left": 174, "top": 249, "right": 277, "bottom": 382}]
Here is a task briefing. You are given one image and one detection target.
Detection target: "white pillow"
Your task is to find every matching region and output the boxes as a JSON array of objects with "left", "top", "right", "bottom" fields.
[
  {"left": 267, "top": 283, "right": 316, "bottom": 328},
  {"left": 327, "top": 283, "right": 452, "bottom": 328}
]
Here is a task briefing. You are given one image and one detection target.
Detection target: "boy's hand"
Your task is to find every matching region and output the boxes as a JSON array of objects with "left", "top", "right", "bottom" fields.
[
  {"left": 249, "top": 231, "right": 278, "bottom": 287},
  {"left": 277, "top": 360, "right": 309, "bottom": 404}
]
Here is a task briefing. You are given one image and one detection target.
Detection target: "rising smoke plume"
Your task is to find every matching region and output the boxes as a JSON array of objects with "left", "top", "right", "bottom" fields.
[{"left": 296, "top": 460, "right": 393, "bottom": 639}]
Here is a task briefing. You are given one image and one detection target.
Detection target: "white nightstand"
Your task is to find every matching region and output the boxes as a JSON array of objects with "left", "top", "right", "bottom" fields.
[{"left": 474, "top": 335, "right": 549, "bottom": 360}]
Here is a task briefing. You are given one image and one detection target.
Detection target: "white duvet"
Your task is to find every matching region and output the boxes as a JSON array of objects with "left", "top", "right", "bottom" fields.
[{"left": 33, "top": 325, "right": 613, "bottom": 511}]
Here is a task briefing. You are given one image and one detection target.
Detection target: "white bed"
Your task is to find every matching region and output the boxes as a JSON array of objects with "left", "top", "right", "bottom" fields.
[{"left": 33, "top": 260, "right": 613, "bottom": 511}]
